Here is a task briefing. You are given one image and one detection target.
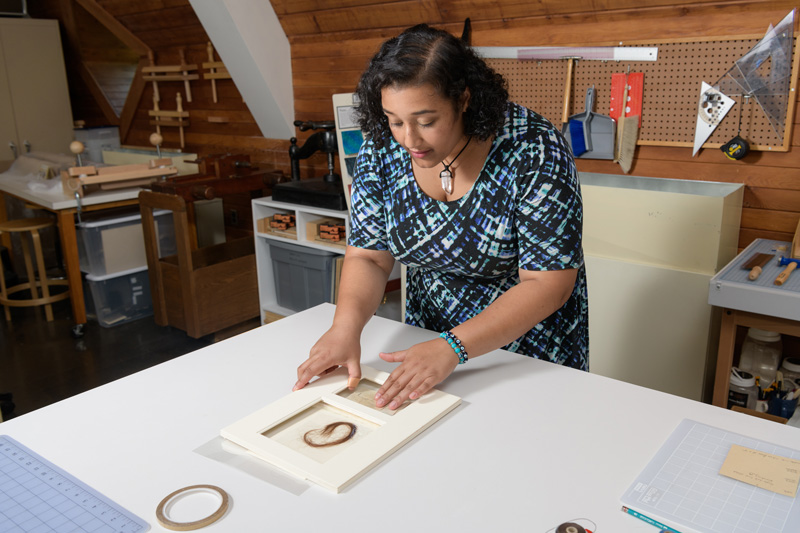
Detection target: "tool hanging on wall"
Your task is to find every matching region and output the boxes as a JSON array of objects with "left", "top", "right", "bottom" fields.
[
  {"left": 692, "top": 82, "right": 735, "bottom": 156},
  {"left": 203, "top": 42, "right": 231, "bottom": 104},
  {"left": 143, "top": 49, "right": 200, "bottom": 103},
  {"left": 692, "top": 9, "right": 795, "bottom": 156},
  {"left": 560, "top": 56, "right": 578, "bottom": 141},
  {"left": 149, "top": 93, "right": 190, "bottom": 149},
  {"left": 567, "top": 86, "right": 615, "bottom": 160},
  {"left": 720, "top": 94, "right": 752, "bottom": 160},
  {"left": 614, "top": 69, "right": 641, "bottom": 173}
]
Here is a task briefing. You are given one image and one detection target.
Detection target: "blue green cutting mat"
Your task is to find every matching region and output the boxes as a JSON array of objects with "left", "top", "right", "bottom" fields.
[{"left": 0, "top": 435, "right": 149, "bottom": 532}]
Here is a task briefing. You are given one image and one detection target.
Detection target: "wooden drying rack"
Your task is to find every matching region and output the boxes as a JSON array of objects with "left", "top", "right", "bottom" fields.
[
  {"left": 485, "top": 33, "right": 800, "bottom": 152},
  {"left": 143, "top": 49, "right": 199, "bottom": 103},
  {"left": 203, "top": 42, "right": 231, "bottom": 104}
]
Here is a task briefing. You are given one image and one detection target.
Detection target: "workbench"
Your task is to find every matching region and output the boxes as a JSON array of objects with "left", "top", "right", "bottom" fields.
[
  {"left": 0, "top": 171, "right": 141, "bottom": 331},
  {"left": 709, "top": 238, "right": 800, "bottom": 408},
  {"left": 2, "top": 303, "right": 799, "bottom": 532}
]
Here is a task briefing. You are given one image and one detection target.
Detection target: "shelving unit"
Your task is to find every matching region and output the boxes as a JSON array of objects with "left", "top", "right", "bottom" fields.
[{"left": 252, "top": 197, "right": 349, "bottom": 321}]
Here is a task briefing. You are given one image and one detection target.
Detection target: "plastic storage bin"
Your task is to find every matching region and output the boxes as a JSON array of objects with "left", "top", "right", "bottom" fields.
[
  {"left": 77, "top": 209, "right": 175, "bottom": 276},
  {"left": 84, "top": 266, "right": 153, "bottom": 328},
  {"left": 269, "top": 241, "right": 337, "bottom": 312},
  {"left": 73, "top": 126, "right": 121, "bottom": 163}
]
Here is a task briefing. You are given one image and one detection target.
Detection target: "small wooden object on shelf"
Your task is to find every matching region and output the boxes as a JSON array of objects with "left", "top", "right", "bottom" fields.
[
  {"left": 62, "top": 140, "right": 178, "bottom": 198},
  {"left": 143, "top": 49, "right": 199, "bottom": 103}
]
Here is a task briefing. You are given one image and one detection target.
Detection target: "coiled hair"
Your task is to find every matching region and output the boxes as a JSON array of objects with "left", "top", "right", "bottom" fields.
[{"left": 354, "top": 24, "right": 508, "bottom": 148}]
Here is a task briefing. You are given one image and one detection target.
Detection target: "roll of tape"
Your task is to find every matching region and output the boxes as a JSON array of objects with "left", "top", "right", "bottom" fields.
[
  {"left": 156, "top": 484, "right": 229, "bottom": 531},
  {"left": 556, "top": 523, "right": 586, "bottom": 533}
]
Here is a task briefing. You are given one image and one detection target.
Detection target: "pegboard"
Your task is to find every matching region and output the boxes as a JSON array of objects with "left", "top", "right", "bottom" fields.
[{"left": 485, "top": 35, "right": 800, "bottom": 152}]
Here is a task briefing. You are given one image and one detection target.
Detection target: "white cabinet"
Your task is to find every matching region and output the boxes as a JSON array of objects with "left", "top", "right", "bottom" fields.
[
  {"left": 252, "top": 197, "right": 349, "bottom": 320},
  {"left": 0, "top": 18, "right": 74, "bottom": 169},
  {"left": 581, "top": 172, "right": 743, "bottom": 402}
]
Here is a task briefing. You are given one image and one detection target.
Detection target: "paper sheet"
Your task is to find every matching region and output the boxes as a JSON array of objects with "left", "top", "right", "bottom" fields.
[{"left": 720, "top": 444, "right": 800, "bottom": 497}]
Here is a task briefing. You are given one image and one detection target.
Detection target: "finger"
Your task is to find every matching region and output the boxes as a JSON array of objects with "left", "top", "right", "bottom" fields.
[
  {"left": 376, "top": 370, "right": 410, "bottom": 408},
  {"left": 346, "top": 361, "right": 362, "bottom": 390},
  {"left": 379, "top": 351, "right": 405, "bottom": 362},
  {"left": 408, "top": 376, "right": 436, "bottom": 401},
  {"left": 294, "top": 359, "right": 333, "bottom": 391}
]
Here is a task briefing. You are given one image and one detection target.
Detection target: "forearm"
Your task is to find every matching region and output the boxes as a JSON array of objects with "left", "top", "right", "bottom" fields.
[
  {"left": 331, "top": 247, "right": 394, "bottom": 335},
  {"left": 450, "top": 269, "right": 577, "bottom": 359}
]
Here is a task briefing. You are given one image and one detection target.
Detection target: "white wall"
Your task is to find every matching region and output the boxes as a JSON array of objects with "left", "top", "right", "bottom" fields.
[{"left": 188, "top": 0, "right": 294, "bottom": 139}]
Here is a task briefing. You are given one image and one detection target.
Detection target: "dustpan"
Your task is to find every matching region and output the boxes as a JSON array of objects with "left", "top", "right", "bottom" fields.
[
  {"left": 563, "top": 87, "right": 593, "bottom": 155},
  {"left": 565, "top": 86, "right": 615, "bottom": 160}
]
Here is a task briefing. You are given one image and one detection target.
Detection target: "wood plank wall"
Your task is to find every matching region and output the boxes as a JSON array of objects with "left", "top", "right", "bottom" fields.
[{"left": 32, "top": 0, "right": 800, "bottom": 248}]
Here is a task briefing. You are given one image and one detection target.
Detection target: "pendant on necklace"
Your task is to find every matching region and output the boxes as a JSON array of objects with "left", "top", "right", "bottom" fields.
[{"left": 440, "top": 168, "right": 453, "bottom": 194}]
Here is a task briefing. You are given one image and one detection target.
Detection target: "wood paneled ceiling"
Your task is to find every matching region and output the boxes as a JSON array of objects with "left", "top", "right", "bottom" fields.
[{"left": 267, "top": 0, "right": 745, "bottom": 39}]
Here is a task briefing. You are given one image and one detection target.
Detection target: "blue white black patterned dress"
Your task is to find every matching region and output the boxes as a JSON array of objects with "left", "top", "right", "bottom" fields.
[{"left": 348, "top": 102, "right": 588, "bottom": 371}]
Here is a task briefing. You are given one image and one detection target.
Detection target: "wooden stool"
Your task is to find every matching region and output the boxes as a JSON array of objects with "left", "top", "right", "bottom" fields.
[{"left": 0, "top": 218, "right": 69, "bottom": 321}]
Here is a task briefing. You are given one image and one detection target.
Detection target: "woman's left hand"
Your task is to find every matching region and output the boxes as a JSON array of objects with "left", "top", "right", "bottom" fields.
[{"left": 375, "top": 338, "right": 459, "bottom": 410}]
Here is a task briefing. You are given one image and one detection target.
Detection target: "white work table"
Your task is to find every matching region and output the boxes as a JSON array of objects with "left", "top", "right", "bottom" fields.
[
  {"left": 3, "top": 304, "right": 800, "bottom": 532},
  {"left": 0, "top": 170, "right": 141, "bottom": 328}
]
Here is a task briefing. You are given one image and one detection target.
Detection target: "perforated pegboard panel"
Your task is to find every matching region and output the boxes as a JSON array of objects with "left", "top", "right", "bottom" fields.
[{"left": 486, "top": 36, "right": 799, "bottom": 151}]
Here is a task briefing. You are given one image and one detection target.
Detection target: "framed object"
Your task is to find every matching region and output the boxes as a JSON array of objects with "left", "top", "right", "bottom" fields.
[{"left": 221, "top": 365, "right": 461, "bottom": 492}]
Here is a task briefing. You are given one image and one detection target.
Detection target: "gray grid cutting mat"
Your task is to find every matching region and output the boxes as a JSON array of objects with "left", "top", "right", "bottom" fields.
[{"left": 0, "top": 435, "right": 148, "bottom": 532}]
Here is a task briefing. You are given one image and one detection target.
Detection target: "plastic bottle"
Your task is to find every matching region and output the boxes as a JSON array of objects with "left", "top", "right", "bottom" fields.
[
  {"left": 739, "top": 328, "right": 783, "bottom": 385},
  {"left": 780, "top": 357, "right": 800, "bottom": 386},
  {"left": 728, "top": 368, "right": 758, "bottom": 410}
]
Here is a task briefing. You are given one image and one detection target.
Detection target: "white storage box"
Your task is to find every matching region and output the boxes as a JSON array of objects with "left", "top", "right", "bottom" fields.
[
  {"left": 77, "top": 209, "right": 175, "bottom": 276},
  {"left": 84, "top": 266, "right": 153, "bottom": 328}
]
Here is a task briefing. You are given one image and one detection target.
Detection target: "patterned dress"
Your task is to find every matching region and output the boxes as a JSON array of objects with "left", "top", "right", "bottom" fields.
[{"left": 348, "top": 102, "right": 589, "bottom": 371}]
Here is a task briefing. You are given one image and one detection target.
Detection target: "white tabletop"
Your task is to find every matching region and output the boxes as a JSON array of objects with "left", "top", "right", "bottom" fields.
[
  {"left": 0, "top": 171, "right": 140, "bottom": 211},
  {"left": 3, "top": 303, "right": 800, "bottom": 532}
]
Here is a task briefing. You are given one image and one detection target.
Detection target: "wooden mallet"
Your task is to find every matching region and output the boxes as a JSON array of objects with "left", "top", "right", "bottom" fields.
[{"left": 774, "top": 256, "right": 800, "bottom": 286}]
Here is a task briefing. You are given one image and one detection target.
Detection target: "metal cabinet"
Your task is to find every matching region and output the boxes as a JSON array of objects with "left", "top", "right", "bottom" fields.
[{"left": 0, "top": 18, "right": 74, "bottom": 169}]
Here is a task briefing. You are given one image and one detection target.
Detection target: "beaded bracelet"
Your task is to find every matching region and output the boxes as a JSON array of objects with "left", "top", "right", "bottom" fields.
[{"left": 440, "top": 331, "right": 468, "bottom": 364}]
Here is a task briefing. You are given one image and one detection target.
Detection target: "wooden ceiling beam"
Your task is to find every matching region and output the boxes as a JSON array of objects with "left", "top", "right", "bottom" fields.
[
  {"left": 78, "top": 62, "right": 121, "bottom": 125},
  {"left": 74, "top": 0, "right": 151, "bottom": 56}
]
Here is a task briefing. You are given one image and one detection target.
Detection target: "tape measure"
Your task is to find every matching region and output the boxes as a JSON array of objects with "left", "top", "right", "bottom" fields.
[{"left": 721, "top": 135, "right": 750, "bottom": 160}]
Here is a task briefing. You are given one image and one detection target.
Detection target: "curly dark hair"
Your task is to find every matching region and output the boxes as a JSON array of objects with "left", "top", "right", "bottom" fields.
[{"left": 354, "top": 24, "right": 508, "bottom": 147}]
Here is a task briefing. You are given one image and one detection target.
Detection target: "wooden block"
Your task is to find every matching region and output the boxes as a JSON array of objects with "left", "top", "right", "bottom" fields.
[
  {"left": 67, "top": 166, "right": 97, "bottom": 177},
  {"left": 731, "top": 405, "right": 788, "bottom": 424}
]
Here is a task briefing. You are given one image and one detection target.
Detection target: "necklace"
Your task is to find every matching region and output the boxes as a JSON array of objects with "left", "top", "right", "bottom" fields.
[{"left": 439, "top": 136, "right": 472, "bottom": 194}]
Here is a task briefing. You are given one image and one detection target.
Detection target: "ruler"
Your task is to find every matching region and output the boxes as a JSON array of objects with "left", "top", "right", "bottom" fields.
[{"left": 0, "top": 435, "right": 149, "bottom": 532}]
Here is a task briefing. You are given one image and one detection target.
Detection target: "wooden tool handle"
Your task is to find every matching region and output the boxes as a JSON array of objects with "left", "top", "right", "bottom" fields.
[
  {"left": 562, "top": 58, "right": 574, "bottom": 124},
  {"left": 749, "top": 265, "right": 764, "bottom": 280},
  {"left": 774, "top": 261, "right": 797, "bottom": 285}
]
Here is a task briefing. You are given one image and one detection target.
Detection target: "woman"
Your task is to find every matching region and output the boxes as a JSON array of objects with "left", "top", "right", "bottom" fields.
[{"left": 294, "top": 24, "right": 588, "bottom": 410}]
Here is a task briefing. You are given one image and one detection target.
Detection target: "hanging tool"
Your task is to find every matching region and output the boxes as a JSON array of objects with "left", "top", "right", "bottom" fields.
[
  {"left": 721, "top": 94, "right": 751, "bottom": 160},
  {"left": 561, "top": 57, "right": 579, "bottom": 143},
  {"left": 567, "top": 86, "right": 594, "bottom": 156},
  {"left": 615, "top": 68, "right": 640, "bottom": 173},
  {"left": 566, "top": 86, "right": 615, "bottom": 160}
]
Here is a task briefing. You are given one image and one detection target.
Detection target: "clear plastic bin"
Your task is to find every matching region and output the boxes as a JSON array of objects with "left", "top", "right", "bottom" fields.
[
  {"left": 269, "top": 241, "right": 337, "bottom": 312},
  {"left": 84, "top": 266, "right": 153, "bottom": 328},
  {"left": 77, "top": 209, "right": 175, "bottom": 276}
]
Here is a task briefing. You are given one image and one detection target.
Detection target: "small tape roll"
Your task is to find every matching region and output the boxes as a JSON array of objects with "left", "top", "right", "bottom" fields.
[
  {"left": 556, "top": 523, "right": 586, "bottom": 533},
  {"left": 156, "top": 484, "right": 229, "bottom": 531}
]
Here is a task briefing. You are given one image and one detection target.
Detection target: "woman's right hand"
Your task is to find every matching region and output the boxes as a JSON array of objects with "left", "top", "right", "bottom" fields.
[{"left": 293, "top": 324, "right": 362, "bottom": 392}]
